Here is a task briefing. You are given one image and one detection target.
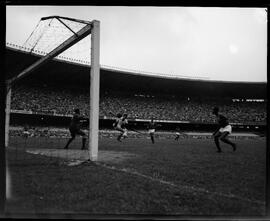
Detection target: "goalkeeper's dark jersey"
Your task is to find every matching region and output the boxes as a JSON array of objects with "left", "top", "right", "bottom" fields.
[
  {"left": 148, "top": 122, "right": 157, "bottom": 130},
  {"left": 217, "top": 114, "right": 229, "bottom": 128},
  {"left": 70, "top": 113, "right": 83, "bottom": 130}
]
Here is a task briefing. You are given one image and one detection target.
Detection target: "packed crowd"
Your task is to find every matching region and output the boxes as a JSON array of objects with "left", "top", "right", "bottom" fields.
[{"left": 11, "top": 85, "right": 267, "bottom": 124}]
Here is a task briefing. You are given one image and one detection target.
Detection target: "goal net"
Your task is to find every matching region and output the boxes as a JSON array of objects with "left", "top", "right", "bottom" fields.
[
  {"left": 6, "top": 16, "right": 100, "bottom": 161},
  {"left": 21, "top": 16, "right": 92, "bottom": 65}
]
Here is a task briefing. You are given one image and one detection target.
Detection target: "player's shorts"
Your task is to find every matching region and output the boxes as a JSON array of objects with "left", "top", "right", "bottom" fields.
[
  {"left": 148, "top": 129, "right": 155, "bottom": 134},
  {"left": 176, "top": 132, "right": 180, "bottom": 136},
  {"left": 22, "top": 131, "right": 30, "bottom": 137},
  {"left": 69, "top": 128, "right": 86, "bottom": 137},
  {"left": 219, "top": 125, "right": 232, "bottom": 134},
  {"left": 123, "top": 129, "right": 128, "bottom": 137},
  {"left": 115, "top": 125, "right": 125, "bottom": 132}
]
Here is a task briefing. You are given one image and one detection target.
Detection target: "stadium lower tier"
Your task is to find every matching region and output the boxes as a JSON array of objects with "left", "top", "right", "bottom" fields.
[{"left": 10, "top": 84, "right": 266, "bottom": 124}]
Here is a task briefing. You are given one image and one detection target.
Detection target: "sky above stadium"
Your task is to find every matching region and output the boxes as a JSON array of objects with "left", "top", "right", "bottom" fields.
[{"left": 6, "top": 6, "right": 267, "bottom": 82}]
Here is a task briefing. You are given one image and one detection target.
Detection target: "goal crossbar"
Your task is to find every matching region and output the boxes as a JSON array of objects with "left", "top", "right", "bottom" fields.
[{"left": 41, "top": 15, "right": 92, "bottom": 25}]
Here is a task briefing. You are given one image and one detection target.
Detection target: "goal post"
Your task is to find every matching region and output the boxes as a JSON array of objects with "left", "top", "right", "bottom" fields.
[
  {"left": 5, "top": 86, "right": 11, "bottom": 148},
  {"left": 5, "top": 16, "right": 101, "bottom": 161},
  {"left": 89, "top": 20, "right": 100, "bottom": 161}
]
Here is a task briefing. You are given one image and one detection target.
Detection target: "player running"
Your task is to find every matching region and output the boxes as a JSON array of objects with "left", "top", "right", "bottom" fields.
[
  {"left": 113, "top": 113, "right": 128, "bottom": 142},
  {"left": 175, "top": 127, "right": 181, "bottom": 141},
  {"left": 64, "top": 108, "right": 87, "bottom": 150},
  {"left": 22, "top": 125, "right": 31, "bottom": 138},
  {"left": 212, "top": 107, "right": 237, "bottom": 153},
  {"left": 147, "top": 117, "right": 159, "bottom": 144}
]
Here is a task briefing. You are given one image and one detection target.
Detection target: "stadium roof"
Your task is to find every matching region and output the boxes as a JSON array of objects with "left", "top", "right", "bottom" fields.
[{"left": 6, "top": 45, "right": 267, "bottom": 99}]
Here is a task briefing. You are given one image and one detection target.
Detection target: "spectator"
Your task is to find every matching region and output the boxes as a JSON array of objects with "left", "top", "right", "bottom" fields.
[{"left": 11, "top": 84, "right": 267, "bottom": 124}]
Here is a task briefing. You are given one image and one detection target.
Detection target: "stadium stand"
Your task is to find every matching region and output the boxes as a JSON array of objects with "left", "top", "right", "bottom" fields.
[
  {"left": 11, "top": 84, "right": 266, "bottom": 124},
  {"left": 6, "top": 45, "right": 267, "bottom": 138}
]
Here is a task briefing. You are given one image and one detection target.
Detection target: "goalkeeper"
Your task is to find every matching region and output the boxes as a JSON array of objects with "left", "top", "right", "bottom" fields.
[{"left": 64, "top": 108, "right": 87, "bottom": 150}]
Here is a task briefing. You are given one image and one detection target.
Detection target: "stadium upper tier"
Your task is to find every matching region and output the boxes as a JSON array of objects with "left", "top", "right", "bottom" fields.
[
  {"left": 11, "top": 84, "right": 266, "bottom": 124},
  {"left": 6, "top": 45, "right": 266, "bottom": 99}
]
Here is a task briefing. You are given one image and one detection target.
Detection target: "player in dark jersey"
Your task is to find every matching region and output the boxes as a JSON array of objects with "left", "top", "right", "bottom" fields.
[
  {"left": 147, "top": 117, "right": 159, "bottom": 144},
  {"left": 212, "top": 107, "right": 236, "bottom": 153},
  {"left": 64, "top": 108, "right": 87, "bottom": 150}
]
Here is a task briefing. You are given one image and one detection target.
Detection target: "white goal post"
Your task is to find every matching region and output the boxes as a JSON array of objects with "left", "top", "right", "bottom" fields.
[
  {"left": 89, "top": 20, "right": 100, "bottom": 161},
  {"left": 5, "top": 17, "right": 100, "bottom": 161}
]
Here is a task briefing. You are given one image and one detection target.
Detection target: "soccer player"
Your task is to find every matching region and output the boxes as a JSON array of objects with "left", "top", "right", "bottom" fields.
[
  {"left": 113, "top": 113, "right": 128, "bottom": 142},
  {"left": 175, "top": 127, "right": 181, "bottom": 141},
  {"left": 147, "top": 117, "right": 158, "bottom": 144},
  {"left": 64, "top": 108, "right": 87, "bottom": 150},
  {"left": 212, "top": 107, "right": 237, "bottom": 153},
  {"left": 22, "top": 125, "right": 31, "bottom": 138}
]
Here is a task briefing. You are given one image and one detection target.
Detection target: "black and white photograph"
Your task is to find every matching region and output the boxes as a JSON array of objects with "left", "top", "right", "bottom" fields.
[{"left": 2, "top": 4, "right": 268, "bottom": 219}]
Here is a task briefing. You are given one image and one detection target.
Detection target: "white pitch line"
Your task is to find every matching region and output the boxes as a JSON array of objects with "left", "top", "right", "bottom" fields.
[
  {"left": 93, "top": 161, "right": 265, "bottom": 206},
  {"left": 24, "top": 149, "right": 265, "bottom": 206}
]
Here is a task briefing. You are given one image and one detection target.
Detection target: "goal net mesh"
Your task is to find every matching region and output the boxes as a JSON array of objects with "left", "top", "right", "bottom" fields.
[
  {"left": 7, "top": 17, "right": 97, "bottom": 163},
  {"left": 20, "top": 17, "right": 91, "bottom": 65}
]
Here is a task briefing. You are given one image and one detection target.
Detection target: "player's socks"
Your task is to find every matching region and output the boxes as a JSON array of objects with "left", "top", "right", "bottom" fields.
[
  {"left": 216, "top": 145, "right": 222, "bottom": 152},
  {"left": 232, "top": 143, "right": 236, "bottom": 151},
  {"left": 64, "top": 138, "right": 73, "bottom": 149},
  {"left": 81, "top": 138, "right": 86, "bottom": 150},
  {"left": 214, "top": 139, "right": 221, "bottom": 152},
  {"left": 117, "top": 135, "right": 122, "bottom": 142}
]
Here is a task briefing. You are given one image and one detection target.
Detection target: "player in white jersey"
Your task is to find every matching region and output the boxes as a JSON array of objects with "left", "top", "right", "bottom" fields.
[
  {"left": 22, "top": 125, "right": 31, "bottom": 138},
  {"left": 113, "top": 113, "right": 128, "bottom": 142}
]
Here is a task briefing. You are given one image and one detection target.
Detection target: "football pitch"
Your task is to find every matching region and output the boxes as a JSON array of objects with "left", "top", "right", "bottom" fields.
[{"left": 5, "top": 135, "right": 266, "bottom": 217}]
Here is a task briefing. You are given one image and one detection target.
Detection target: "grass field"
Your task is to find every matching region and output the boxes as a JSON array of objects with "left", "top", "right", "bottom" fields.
[{"left": 4, "top": 135, "right": 267, "bottom": 217}]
